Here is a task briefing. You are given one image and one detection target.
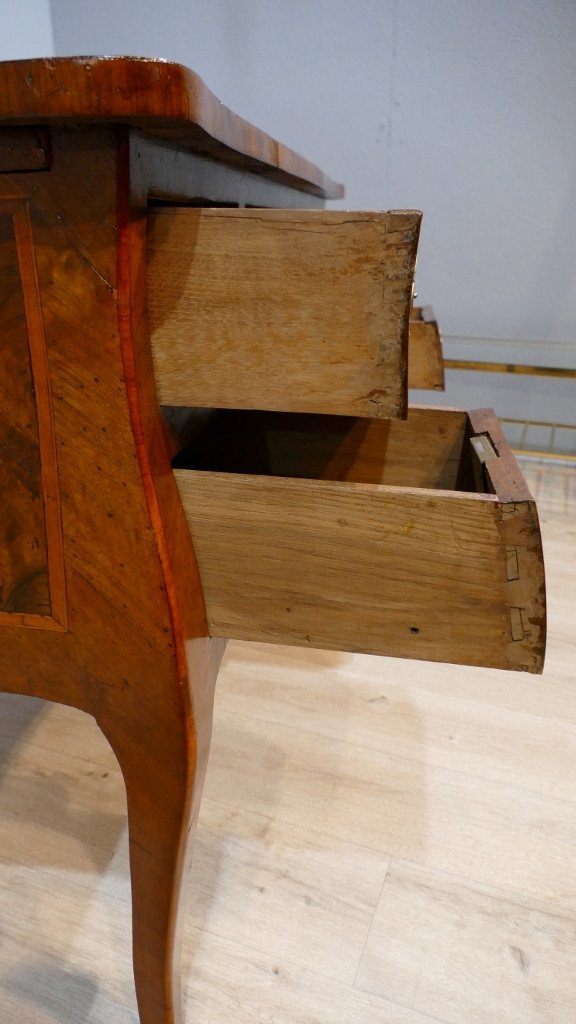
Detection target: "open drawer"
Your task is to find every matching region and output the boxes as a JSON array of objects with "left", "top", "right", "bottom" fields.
[
  {"left": 173, "top": 406, "right": 545, "bottom": 672},
  {"left": 148, "top": 208, "right": 421, "bottom": 419}
]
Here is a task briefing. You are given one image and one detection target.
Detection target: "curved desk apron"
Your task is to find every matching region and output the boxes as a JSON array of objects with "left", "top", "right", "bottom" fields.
[{"left": 0, "top": 57, "right": 545, "bottom": 1024}]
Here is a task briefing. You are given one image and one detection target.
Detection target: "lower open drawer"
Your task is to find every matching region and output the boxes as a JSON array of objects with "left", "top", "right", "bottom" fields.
[{"left": 173, "top": 406, "right": 546, "bottom": 672}]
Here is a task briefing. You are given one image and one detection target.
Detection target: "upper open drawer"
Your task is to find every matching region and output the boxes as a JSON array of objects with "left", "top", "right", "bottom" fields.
[
  {"left": 147, "top": 208, "right": 421, "bottom": 419},
  {"left": 173, "top": 406, "right": 546, "bottom": 673},
  {"left": 408, "top": 305, "right": 445, "bottom": 391}
]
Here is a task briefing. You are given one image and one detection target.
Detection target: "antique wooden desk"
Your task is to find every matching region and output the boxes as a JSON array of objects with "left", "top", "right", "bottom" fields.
[{"left": 0, "top": 57, "right": 545, "bottom": 1024}]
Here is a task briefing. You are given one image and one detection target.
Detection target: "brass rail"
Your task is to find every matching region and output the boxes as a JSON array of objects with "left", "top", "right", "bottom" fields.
[
  {"left": 444, "top": 359, "right": 576, "bottom": 378},
  {"left": 501, "top": 417, "right": 576, "bottom": 456}
]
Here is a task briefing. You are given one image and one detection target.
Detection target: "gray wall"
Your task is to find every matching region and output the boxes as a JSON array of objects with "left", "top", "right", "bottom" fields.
[
  {"left": 0, "top": 0, "right": 54, "bottom": 58},
  {"left": 49, "top": 0, "right": 576, "bottom": 349}
]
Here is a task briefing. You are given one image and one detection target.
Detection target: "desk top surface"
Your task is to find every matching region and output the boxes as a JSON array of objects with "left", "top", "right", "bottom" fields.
[{"left": 0, "top": 56, "right": 343, "bottom": 199}]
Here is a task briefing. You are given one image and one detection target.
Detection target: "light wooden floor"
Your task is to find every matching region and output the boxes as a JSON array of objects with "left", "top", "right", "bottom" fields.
[{"left": 0, "top": 457, "right": 574, "bottom": 1024}]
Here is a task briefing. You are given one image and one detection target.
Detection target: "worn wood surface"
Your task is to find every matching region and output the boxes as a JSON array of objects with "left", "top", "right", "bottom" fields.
[
  {"left": 408, "top": 305, "right": 445, "bottom": 390},
  {"left": 175, "top": 407, "right": 545, "bottom": 672},
  {"left": 0, "top": 57, "right": 342, "bottom": 199},
  {"left": 469, "top": 407, "right": 546, "bottom": 657},
  {"left": 149, "top": 208, "right": 421, "bottom": 418},
  {"left": 0, "top": 125, "right": 227, "bottom": 1024}
]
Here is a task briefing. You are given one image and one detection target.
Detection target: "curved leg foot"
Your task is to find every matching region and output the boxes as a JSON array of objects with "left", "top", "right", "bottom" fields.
[
  {"left": 100, "top": 638, "right": 223, "bottom": 1024},
  {"left": 123, "top": 745, "right": 191, "bottom": 1024}
]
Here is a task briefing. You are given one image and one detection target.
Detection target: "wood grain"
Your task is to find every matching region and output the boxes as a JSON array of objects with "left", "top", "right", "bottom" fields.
[
  {"left": 175, "top": 406, "right": 545, "bottom": 672},
  {"left": 149, "top": 208, "right": 421, "bottom": 419},
  {"left": 175, "top": 470, "right": 512, "bottom": 668},
  {"left": 0, "top": 57, "right": 342, "bottom": 199},
  {"left": 468, "top": 407, "right": 546, "bottom": 671},
  {"left": 0, "top": 197, "right": 65, "bottom": 629},
  {"left": 0, "top": 126, "right": 227, "bottom": 1024},
  {"left": 0, "top": 202, "right": 49, "bottom": 618},
  {"left": 408, "top": 305, "right": 445, "bottom": 390}
]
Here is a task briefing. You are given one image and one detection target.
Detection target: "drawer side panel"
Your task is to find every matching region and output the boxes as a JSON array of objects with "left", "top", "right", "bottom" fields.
[
  {"left": 149, "top": 208, "right": 420, "bottom": 418},
  {"left": 174, "top": 471, "right": 535, "bottom": 670}
]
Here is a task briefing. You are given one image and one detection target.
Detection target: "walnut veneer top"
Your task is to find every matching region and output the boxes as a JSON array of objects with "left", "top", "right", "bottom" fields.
[{"left": 0, "top": 56, "right": 343, "bottom": 198}]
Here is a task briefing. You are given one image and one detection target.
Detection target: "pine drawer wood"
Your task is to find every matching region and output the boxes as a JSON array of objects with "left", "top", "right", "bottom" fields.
[
  {"left": 174, "top": 406, "right": 545, "bottom": 673},
  {"left": 148, "top": 208, "right": 421, "bottom": 418}
]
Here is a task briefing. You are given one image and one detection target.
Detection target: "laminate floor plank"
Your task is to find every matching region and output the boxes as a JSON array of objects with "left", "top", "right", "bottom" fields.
[
  {"left": 355, "top": 858, "right": 576, "bottom": 1024},
  {"left": 204, "top": 705, "right": 576, "bottom": 912},
  {"left": 190, "top": 799, "right": 391, "bottom": 983},
  {"left": 181, "top": 927, "right": 447, "bottom": 1024},
  {"left": 0, "top": 694, "right": 121, "bottom": 770},
  {"left": 0, "top": 861, "right": 136, "bottom": 1022},
  {"left": 0, "top": 721, "right": 126, "bottom": 882},
  {"left": 216, "top": 643, "right": 576, "bottom": 802}
]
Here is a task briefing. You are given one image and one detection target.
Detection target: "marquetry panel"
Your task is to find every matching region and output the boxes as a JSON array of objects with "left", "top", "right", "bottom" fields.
[{"left": 0, "top": 197, "right": 66, "bottom": 629}]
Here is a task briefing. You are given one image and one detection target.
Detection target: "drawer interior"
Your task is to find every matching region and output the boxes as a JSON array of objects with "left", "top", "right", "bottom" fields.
[
  {"left": 171, "top": 404, "right": 545, "bottom": 673},
  {"left": 171, "top": 406, "right": 478, "bottom": 493}
]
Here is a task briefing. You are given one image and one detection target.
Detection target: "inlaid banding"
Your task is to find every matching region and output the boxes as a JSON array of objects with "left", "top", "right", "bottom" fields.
[{"left": 0, "top": 197, "right": 66, "bottom": 629}]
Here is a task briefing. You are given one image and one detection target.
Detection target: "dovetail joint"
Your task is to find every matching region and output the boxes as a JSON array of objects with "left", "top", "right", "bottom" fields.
[
  {"left": 505, "top": 545, "right": 520, "bottom": 582},
  {"left": 510, "top": 606, "right": 527, "bottom": 642}
]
